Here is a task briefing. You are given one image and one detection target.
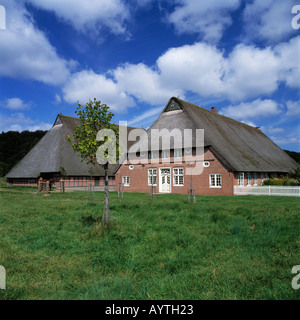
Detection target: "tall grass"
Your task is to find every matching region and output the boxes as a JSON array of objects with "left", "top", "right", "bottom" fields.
[{"left": 0, "top": 185, "right": 299, "bottom": 300}]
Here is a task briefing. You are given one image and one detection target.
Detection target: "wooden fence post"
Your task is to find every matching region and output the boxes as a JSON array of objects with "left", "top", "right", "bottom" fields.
[
  {"left": 188, "top": 188, "right": 195, "bottom": 203},
  {"left": 38, "top": 177, "right": 43, "bottom": 192},
  {"left": 60, "top": 179, "right": 65, "bottom": 193},
  {"left": 151, "top": 186, "right": 156, "bottom": 201}
]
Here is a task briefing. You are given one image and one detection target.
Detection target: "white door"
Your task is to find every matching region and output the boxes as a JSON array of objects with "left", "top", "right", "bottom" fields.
[{"left": 159, "top": 168, "right": 171, "bottom": 193}]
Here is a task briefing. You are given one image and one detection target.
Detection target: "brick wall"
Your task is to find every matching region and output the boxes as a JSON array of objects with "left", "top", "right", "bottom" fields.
[
  {"left": 7, "top": 178, "right": 38, "bottom": 186},
  {"left": 61, "top": 176, "right": 114, "bottom": 187},
  {"left": 8, "top": 176, "right": 115, "bottom": 187},
  {"left": 115, "top": 148, "right": 235, "bottom": 196}
]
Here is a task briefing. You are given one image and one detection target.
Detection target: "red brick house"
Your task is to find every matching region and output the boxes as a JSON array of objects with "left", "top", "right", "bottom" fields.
[{"left": 114, "top": 97, "right": 298, "bottom": 196}]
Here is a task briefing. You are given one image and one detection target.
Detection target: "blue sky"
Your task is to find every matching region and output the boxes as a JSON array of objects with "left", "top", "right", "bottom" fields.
[{"left": 0, "top": 0, "right": 299, "bottom": 151}]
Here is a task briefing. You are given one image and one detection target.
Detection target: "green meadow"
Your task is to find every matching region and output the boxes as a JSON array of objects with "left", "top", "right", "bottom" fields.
[{"left": 0, "top": 182, "right": 299, "bottom": 300}]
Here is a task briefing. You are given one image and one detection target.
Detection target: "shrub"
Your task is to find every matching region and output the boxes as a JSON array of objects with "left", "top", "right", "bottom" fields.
[
  {"left": 263, "top": 176, "right": 299, "bottom": 186},
  {"left": 288, "top": 167, "right": 300, "bottom": 182}
]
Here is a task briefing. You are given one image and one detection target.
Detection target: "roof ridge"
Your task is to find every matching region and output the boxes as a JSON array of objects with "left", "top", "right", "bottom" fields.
[
  {"left": 175, "top": 97, "right": 261, "bottom": 132},
  {"left": 58, "top": 114, "right": 78, "bottom": 119},
  {"left": 147, "top": 97, "right": 199, "bottom": 132},
  {"left": 58, "top": 114, "right": 141, "bottom": 130}
]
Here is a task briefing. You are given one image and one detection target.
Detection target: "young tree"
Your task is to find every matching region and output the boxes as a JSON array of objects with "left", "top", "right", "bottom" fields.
[{"left": 67, "top": 98, "right": 119, "bottom": 224}]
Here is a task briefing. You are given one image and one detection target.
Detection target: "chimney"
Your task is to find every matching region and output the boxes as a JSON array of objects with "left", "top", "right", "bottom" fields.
[{"left": 211, "top": 107, "right": 217, "bottom": 114}]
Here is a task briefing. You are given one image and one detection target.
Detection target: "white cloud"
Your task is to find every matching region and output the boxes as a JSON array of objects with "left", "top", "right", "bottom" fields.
[
  {"left": 243, "top": 0, "right": 297, "bottom": 42},
  {"left": 122, "top": 38, "right": 300, "bottom": 104},
  {"left": 221, "top": 99, "right": 283, "bottom": 120},
  {"left": 0, "top": 0, "right": 72, "bottom": 85},
  {"left": 1, "top": 98, "right": 32, "bottom": 110},
  {"left": 272, "top": 135, "right": 300, "bottom": 148},
  {"left": 286, "top": 100, "right": 300, "bottom": 117},
  {"left": 65, "top": 37, "right": 299, "bottom": 112},
  {"left": 63, "top": 35, "right": 300, "bottom": 113},
  {"left": 0, "top": 112, "right": 52, "bottom": 132},
  {"left": 168, "top": 0, "right": 241, "bottom": 42},
  {"left": 62, "top": 70, "right": 135, "bottom": 112},
  {"left": 275, "top": 36, "right": 300, "bottom": 88},
  {"left": 113, "top": 63, "right": 183, "bottom": 105},
  {"left": 127, "top": 106, "right": 162, "bottom": 126},
  {"left": 157, "top": 42, "right": 226, "bottom": 97},
  {"left": 223, "top": 44, "right": 280, "bottom": 101},
  {"left": 54, "top": 94, "right": 62, "bottom": 104},
  {"left": 240, "top": 120, "right": 257, "bottom": 128},
  {"left": 266, "top": 127, "right": 285, "bottom": 134},
  {"left": 27, "top": 0, "right": 130, "bottom": 36}
]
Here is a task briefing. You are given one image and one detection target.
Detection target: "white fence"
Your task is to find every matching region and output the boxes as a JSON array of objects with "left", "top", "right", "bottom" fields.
[{"left": 234, "top": 186, "right": 300, "bottom": 197}]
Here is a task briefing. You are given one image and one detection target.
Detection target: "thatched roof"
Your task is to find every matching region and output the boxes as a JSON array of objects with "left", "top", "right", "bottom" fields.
[
  {"left": 5, "top": 114, "right": 139, "bottom": 178},
  {"left": 135, "top": 97, "right": 297, "bottom": 173}
]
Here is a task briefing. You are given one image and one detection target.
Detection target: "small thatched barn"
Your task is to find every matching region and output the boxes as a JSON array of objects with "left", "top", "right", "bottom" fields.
[
  {"left": 114, "top": 97, "right": 298, "bottom": 195},
  {"left": 5, "top": 114, "right": 137, "bottom": 189}
]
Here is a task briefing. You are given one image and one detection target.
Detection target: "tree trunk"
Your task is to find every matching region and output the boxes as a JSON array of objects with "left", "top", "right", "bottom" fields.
[{"left": 104, "top": 164, "right": 109, "bottom": 223}]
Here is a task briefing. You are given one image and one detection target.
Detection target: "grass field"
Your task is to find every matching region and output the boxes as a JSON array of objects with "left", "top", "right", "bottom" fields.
[{"left": 0, "top": 182, "right": 299, "bottom": 300}]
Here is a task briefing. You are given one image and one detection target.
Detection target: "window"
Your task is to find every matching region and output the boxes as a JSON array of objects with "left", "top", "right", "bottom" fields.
[
  {"left": 265, "top": 173, "right": 269, "bottom": 180},
  {"left": 161, "top": 150, "right": 169, "bottom": 159},
  {"left": 210, "top": 174, "right": 222, "bottom": 188},
  {"left": 148, "top": 169, "right": 157, "bottom": 186},
  {"left": 122, "top": 176, "right": 130, "bottom": 186},
  {"left": 165, "top": 100, "right": 181, "bottom": 112},
  {"left": 253, "top": 173, "right": 257, "bottom": 186},
  {"left": 238, "top": 172, "right": 244, "bottom": 186},
  {"left": 247, "top": 173, "right": 252, "bottom": 186},
  {"left": 54, "top": 116, "right": 62, "bottom": 126},
  {"left": 173, "top": 168, "right": 184, "bottom": 186},
  {"left": 203, "top": 161, "right": 210, "bottom": 167},
  {"left": 174, "top": 149, "right": 182, "bottom": 158},
  {"left": 261, "top": 173, "right": 264, "bottom": 184},
  {"left": 149, "top": 151, "right": 158, "bottom": 160}
]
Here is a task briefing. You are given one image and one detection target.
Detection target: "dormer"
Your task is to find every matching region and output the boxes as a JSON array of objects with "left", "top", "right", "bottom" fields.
[
  {"left": 53, "top": 114, "right": 63, "bottom": 126},
  {"left": 164, "top": 99, "right": 182, "bottom": 113}
]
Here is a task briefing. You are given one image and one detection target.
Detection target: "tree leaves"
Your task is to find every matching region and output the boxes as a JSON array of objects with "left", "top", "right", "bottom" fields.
[{"left": 67, "top": 98, "right": 120, "bottom": 166}]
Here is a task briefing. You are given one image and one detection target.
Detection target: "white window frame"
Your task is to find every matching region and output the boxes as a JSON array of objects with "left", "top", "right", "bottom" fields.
[
  {"left": 148, "top": 168, "right": 157, "bottom": 186},
  {"left": 149, "top": 151, "right": 158, "bottom": 160},
  {"left": 210, "top": 174, "right": 222, "bottom": 188},
  {"left": 261, "top": 173, "right": 264, "bottom": 185},
  {"left": 174, "top": 149, "right": 182, "bottom": 158},
  {"left": 122, "top": 176, "right": 130, "bottom": 186},
  {"left": 161, "top": 150, "right": 169, "bottom": 159},
  {"left": 238, "top": 172, "right": 244, "bottom": 186},
  {"left": 173, "top": 168, "right": 184, "bottom": 186},
  {"left": 247, "top": 173, "right": 252, "bottom": 186},
  {"left": 253, "top": 173, "right": 257, "bottom": 186},
  {"left": 265, "top": 173, "right": 269, "bottom": 180},
  {"left": 203, "top": 161, "right": 210, "bottom": 167}
]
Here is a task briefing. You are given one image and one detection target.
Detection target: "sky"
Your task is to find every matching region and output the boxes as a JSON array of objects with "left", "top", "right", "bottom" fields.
[{"left": 0, "top": 0, "right": 299, "bottom": 151}]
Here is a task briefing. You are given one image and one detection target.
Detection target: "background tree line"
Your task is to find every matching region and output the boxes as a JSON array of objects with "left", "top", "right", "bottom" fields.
[
  {"left": 0, "top": 130, "right": 299, "bottom": 178},
  {"left": 0, "top": 130, "right": 47, "bottom": 177}
]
